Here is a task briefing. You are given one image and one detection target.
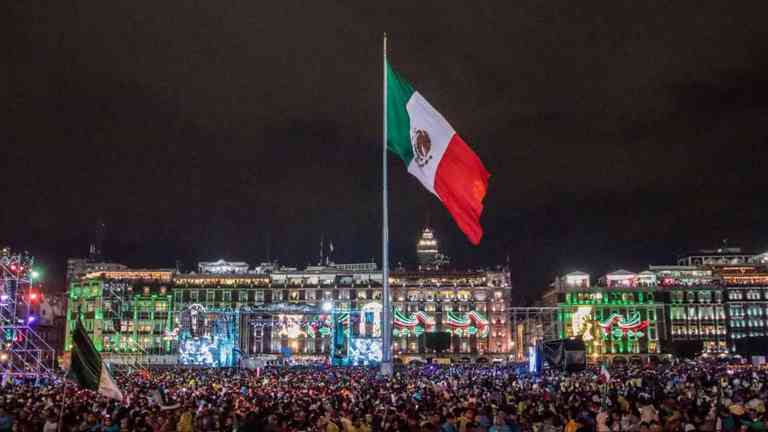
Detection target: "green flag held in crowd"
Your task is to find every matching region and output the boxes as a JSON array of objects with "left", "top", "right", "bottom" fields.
[{"left": 68, "top": 319, "right": 123, "bottom": 400}]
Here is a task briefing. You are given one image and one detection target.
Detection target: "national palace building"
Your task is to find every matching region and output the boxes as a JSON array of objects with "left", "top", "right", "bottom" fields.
[{"left": 64, "top": 228, "right": 512, "bottom": 365}]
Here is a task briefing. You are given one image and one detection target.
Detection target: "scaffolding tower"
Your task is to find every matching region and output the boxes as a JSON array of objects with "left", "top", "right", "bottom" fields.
[
  {"left": 100, "top": 281, "right": 151, "bottom": 372},
  {"left": 0, "top": 251, "right": 55, "bottom": 379},
  {"left": 509, "top": 307, "right": 562, "bottom": 362}
]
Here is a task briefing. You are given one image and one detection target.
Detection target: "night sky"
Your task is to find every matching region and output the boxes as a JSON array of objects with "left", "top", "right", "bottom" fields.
[{"left": 6, "top": 1, "right": 768, "bottom": 300}]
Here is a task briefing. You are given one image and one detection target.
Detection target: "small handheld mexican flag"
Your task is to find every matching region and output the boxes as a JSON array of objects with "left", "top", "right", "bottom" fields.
[
  {"left": 386, "top": 60, "right": 490, "bottom": 245},
  {"left": 600, "top": 363, "right": 611, "bottom": 382},
  {"left": 67, "top": 319, "right": 123, "bottom": 400}
]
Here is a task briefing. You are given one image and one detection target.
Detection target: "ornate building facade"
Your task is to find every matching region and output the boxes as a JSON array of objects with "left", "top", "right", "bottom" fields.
[
  {"left": 64, "top": 230, "right": 513, "bottom": 364},
  {"left": 546, "top": 248, "right": 768, "bottom": 362},
  {"left": 548, "top": 270, "right": 666, "bottom": 360}
]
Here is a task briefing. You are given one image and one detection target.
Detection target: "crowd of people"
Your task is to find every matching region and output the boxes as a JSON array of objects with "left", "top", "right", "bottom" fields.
[{"left": 1, "top": 359, "right": 767, "bottom": 431}]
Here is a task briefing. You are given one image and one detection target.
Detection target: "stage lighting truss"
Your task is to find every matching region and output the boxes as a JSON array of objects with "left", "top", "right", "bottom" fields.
[{"left": 0, "top": 253, "right": 55, "bottom": 379}]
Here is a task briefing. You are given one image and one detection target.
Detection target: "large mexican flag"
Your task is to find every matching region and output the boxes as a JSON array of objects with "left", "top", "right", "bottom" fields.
[{"left": 386, "top": 61, "right": 490, "bottom": 245}]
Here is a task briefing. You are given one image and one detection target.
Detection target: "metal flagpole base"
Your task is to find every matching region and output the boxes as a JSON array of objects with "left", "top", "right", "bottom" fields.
[{"left": 379, "top": 360, "right": 394, "bottom": 376}]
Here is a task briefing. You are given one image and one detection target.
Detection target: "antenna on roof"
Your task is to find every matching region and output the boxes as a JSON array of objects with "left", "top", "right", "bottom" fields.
[{"left": 319, "top": 234, "right": 325, "bottom": 266}]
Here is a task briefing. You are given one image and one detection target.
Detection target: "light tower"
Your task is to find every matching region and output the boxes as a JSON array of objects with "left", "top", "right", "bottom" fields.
[{"left": 0, "top": 249, "right": 55, "bottom": 379}]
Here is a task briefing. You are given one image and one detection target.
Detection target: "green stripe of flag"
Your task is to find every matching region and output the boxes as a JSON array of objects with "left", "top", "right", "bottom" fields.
[
  {"left": 68, "top": 319, "right": 101, "bottom": 390},
  {"left": 386, "top": 60, "right": 415, "bottom": 164}
]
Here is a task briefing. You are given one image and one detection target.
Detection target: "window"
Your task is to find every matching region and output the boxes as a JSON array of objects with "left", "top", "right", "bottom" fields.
[
  {"left": 698, "top": 291, "right": 712, "bottom": 303},
  {"left": 669, "top": 306, "right": 685, "bottom": 320},
  {"left": 714, "top": 291, "right": 723, "bottom": 303},
  {"left": 747, "top": 290, "right": 761, "bottom": 300},
  {"left": 729, "top": 291, "right": 743, "bottom": 300},
  {"left": 460, "top": 341, "right": 469, "bottom": 353},
  {"left": 716, "top": 306, "right": 726, "bottom": 320},
  {"left": 155, "top": 302, "right": 167, "bottom": 312},
  {"left": 672, "top": 291, "right": 684, "bottom": 303}
]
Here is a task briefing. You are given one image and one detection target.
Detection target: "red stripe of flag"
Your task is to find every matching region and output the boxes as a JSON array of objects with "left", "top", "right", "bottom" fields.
[{"left": 433, "top": 134, "right": 490, "bottom": 245}]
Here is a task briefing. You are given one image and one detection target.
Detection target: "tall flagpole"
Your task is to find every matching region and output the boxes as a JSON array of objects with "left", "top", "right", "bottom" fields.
[{"left": 381, "top": 32, "right": 393, "bottom": 376}]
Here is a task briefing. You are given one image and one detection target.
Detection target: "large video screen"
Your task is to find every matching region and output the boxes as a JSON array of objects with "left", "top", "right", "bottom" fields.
[{"left": 348, "top": 338, "right": 382, "bottom": 366}]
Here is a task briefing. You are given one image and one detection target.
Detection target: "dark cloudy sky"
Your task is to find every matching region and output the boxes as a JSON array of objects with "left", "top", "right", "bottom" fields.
[{"left": 5, "top": 1, "right": 768, "bottom": 299}]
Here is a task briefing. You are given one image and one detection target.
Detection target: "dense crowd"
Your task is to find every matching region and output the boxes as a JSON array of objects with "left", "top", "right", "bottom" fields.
[{"left": 1, "top": 359, "right": 767, "bottom": 432}]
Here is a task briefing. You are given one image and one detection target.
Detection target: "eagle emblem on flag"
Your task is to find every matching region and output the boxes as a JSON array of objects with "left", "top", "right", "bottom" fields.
[{"left": 411, "top": 129, "right": 433, "bottom": 167}]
